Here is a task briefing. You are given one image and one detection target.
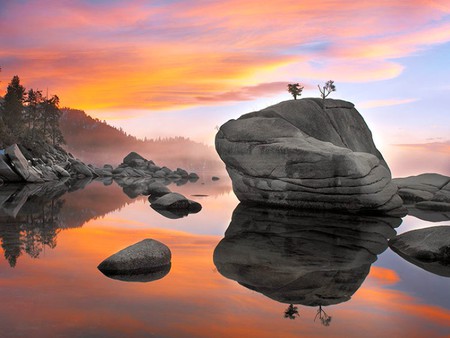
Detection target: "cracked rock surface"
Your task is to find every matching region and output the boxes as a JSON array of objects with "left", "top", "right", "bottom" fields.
[{"left": 215, "top": 98, "right": 405, "bottom": 215}]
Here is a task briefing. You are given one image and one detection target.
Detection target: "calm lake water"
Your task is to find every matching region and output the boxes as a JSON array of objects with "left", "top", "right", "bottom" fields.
[{"left": 0, "top": 174, "right": 449, "bottom": 338}]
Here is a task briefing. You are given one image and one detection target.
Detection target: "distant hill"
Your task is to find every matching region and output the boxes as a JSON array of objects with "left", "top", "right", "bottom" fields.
[{"left": 60, "top": 108, "right": 223, "bottom": 171}]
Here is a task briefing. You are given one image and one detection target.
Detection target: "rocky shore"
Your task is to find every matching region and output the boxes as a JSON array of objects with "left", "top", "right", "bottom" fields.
[{"left": 0, "top": 143, "right": 199, "bottom": 184}]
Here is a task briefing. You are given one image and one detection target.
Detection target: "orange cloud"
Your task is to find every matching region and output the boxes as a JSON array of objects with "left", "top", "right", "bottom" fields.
[{"left": 1, "top": 0, "right": 450, "bottom": 111}]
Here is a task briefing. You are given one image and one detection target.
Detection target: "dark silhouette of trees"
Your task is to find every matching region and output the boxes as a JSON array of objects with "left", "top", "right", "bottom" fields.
[
  {"left": 318, "top": 80, "right": 336, "bottom": 107},
  {"left": 45, "top": 95, "right": 65, "bottom": 146},
  {"left": 284, "top": 304, "right": 300, "bottom": 319},
  {"left": 2, "top": 75, "right": 26, "bottom": 135},
  {"left": 0, "top": 75, "right": 65, "bottom": 147},
  {"left": 287, "top": 83, "right": 304, "bottom": 100}
]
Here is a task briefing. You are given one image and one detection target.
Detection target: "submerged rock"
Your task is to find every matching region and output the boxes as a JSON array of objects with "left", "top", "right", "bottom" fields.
[
  {"left": 215, "top": 98, "right": 404, "bottom": 215},
  {"left": 389, "top": 226, "right": 450, "bottom": 277},
  {"left": 98, "top": 239, "right": 171, "bottom": 276}
]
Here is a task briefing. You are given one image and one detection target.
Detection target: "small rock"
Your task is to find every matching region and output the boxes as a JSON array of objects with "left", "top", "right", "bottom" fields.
[
  {"left": 97, "top": 239, "right": 171, "bottom": 275},
  {"left": 151, "top": 192, "right": 202, "bottom": 212},
  {"left": 153, "top": 170, "right": 166, "bottom": 178},
  {"left": 188, "top": 172, "right": 199, "bottom": 181}
]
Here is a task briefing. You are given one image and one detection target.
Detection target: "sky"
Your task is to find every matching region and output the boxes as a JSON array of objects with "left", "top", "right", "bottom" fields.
[{"left": 0, "top": 0, "right": 449, "bottom": 176}]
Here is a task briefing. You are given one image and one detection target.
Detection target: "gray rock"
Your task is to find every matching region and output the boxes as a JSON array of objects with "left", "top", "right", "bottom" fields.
[
  {"left": 175, "top": 168, "right": 189, "bottom": 178},
  {"left": 151, "top": 192, "right": 202, "bottom": 212},
  {"left": 103, "top": 164, "right": 113, "bottom": 170},
  {"left": 188, "top": 172, "right": 199, "bottom": 181},
  {"left": 153, "top": 170, "right": 166, "bottom": 178},
  {"left": 146, "top": 182, "right": 171, "bottom": 198},
  {"left": 215, "top": 98, "right": 404, "bottom": 215},
  {"left": 389, "top": 226, "right": 450, "bottom": 277},
  {"left": 393, "top": 173, "right": 450, "bottom": 213},
  {"left": 69, "top": 160, "right": 94, "bottom": 177},
  {"left": 5, "top": 144, "right": 44, "bottom": 182},
  {"left": 0, "top": 154, "right": 22, "bottom": 182},
  {"left": 128, "top": 158, "right": 146, "bottom": 168},
  {"left": 97, "top": 239, "right": 171, "bottom": 275},
  {"left": 416, "top": 201, "right": 450, "bottom": 211},
  {"left": 123, "top": 152, "right": 146, "bottom": 165},
  {"left": 53, "top": 164, "right": 70, "bottom": 177}
]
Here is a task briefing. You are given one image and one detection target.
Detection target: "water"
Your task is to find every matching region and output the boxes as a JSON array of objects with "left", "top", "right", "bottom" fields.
[{"left": 0, "top": 176, "right": 449, "bottom": 337}]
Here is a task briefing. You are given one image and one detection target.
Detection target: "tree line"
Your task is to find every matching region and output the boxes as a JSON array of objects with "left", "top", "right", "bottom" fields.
[{"left": 0, "top": 75, "right": 65, "bottom": 148}]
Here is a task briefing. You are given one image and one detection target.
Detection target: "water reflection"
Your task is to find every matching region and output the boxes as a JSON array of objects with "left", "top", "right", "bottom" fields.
[
  {"left": 0, "top": 175, "right": 232, "bottom": 267},
  {"left": 214, "top": 204, "right": 402, "bottom": 321},
  {"left": 0, "top": 179, "right": 137, "bottom": 267},
  {"left": 99, "top": 263, "right": 172, "bottom": 283}
]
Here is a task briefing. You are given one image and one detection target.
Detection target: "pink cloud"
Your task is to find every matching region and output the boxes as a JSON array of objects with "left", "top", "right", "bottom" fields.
[{"left": 1, "top": 0, "right": 450, "bottom": 110}]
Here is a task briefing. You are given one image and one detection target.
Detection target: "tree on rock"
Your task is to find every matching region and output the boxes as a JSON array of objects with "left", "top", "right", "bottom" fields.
[
  {"left": 318, "top": 80, "right": 336, "bottom": 108},
  {"left": 287, "top": 83, "right": 304, "bottom": 100}
]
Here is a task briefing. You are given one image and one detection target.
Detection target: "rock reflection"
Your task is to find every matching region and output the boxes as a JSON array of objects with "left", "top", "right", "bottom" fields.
[
  {"left": 99, "top": 263, "right": 171, "bottom": 283},
  {"left": 213, "top": 204, "right": 401, "bottom": 316}
]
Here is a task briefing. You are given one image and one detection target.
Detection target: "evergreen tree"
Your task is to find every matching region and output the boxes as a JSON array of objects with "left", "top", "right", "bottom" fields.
[
  {"left": 24, "top": 88, "right": 44, "bottom": 140},
  {"left": 45, "top": 95, "right": 65, "bottom": 146},
  {"left": 3, "top": 75, "right": 25, "bottom": 135}
]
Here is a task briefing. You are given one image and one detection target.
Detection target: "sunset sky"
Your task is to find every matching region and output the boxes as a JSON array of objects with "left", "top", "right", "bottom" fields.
[{"left": 0, "top": 0, "right": 449, "bottom": 175}]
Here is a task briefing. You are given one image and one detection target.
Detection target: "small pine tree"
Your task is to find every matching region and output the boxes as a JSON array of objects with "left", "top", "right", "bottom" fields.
[{"left": 287, "top": 83, "right": 304, "bottom": 100}]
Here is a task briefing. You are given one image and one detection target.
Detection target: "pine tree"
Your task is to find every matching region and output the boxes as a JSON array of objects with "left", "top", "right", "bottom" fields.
[{"left": 2, "top": 75, "right": 26, "bottom": 135}]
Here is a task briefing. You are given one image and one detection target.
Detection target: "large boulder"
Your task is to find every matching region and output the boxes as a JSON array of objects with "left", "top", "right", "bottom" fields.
[
  {"left": 5, "top": 144, "right": 43, "bottom": 182},
  {"left": 0, "top": 154, "right": 22, "bottom": 182},
  {"left": 389, "top": 226, "right": 450, "bottom": 277},
  {"left": 97, "top": 239, "right": 171, "bottom": 276},
  {"left": 215, "top": 98, "right": 404, "bottom": 215}
]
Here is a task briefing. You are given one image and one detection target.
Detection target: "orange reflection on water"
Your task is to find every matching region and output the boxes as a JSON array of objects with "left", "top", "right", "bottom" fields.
[
  {"left": 0, "top": 213, "right": 450, "bottom": 337},
  {"left": 368, "top": 266, "right": 400, "bottom": 284}
]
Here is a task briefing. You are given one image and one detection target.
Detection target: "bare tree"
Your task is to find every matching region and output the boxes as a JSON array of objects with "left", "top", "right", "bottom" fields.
[
  {"left": 314, "top": 305, "right": 332, "bottom": 326},
  {"left": 318, "top": 80, "right": 336, "bottom": 108}
]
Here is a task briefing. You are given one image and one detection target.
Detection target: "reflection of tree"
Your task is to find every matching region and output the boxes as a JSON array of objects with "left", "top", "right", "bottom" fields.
[
  {"left": 314, "top": 306, "right": 332, "bottom": 327},
  {"left": 284, "top": 304, "right": 299, "bottom": 320},
  {"left": 0, "top": 198, "right": 63, "bottom": 267},
  {"left": 0, "top": 179, "right": 141, "bottom": 267}
]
